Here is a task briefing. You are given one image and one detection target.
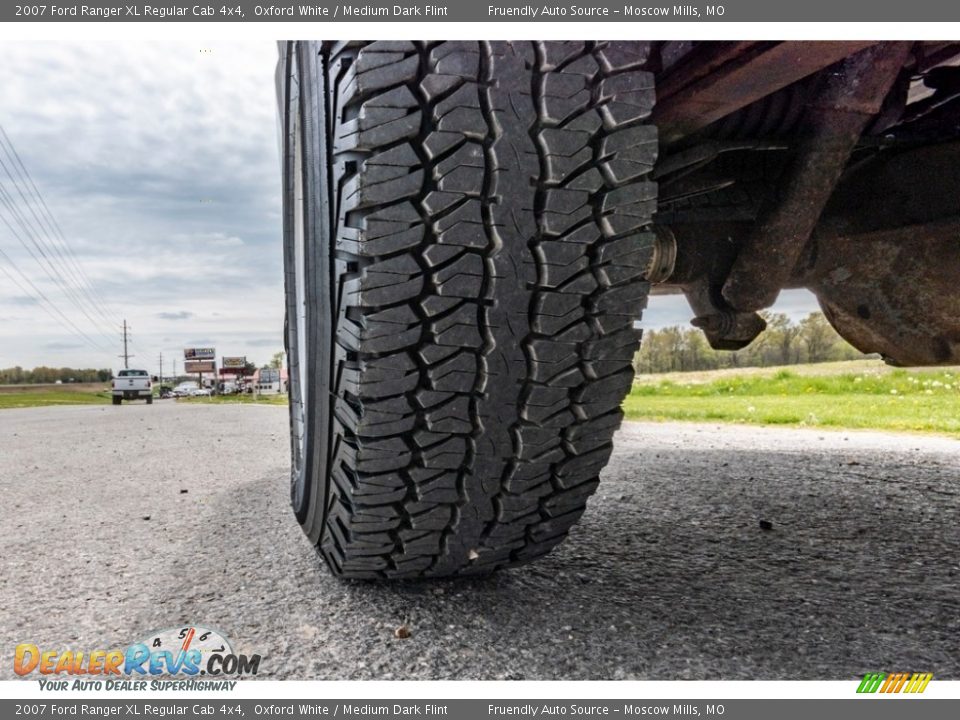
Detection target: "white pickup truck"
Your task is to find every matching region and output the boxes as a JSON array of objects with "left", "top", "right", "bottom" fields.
[{"left": 112, "top": 369, "right": 153, "bottom": 405}]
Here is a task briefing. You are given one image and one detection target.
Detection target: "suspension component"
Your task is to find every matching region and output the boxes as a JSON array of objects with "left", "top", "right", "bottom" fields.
[
  {"left": 721, "top": 42, "right": 914, "bottom": 313},
  {"left": 647, "top": 138, "right": 960, "bottom": 364}
]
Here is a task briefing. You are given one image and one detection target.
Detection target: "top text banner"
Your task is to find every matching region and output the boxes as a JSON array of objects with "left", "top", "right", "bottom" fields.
[{"left": 5, "top": 1, "right": 960, "bottom": 22}]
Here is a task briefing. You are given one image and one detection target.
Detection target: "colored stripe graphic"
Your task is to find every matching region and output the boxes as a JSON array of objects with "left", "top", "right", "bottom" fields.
[
  {"left": 881, "top": 673, "right": 901, "bottom": 693},
  {"left": 906, "top": 673, "right": 934, "bottom": 693},
  {"left": 857, "top": 673, "right": 885, "bottom": 693},
  {"left": 857, "top": 672, "right": 932, "bottom": 693}
]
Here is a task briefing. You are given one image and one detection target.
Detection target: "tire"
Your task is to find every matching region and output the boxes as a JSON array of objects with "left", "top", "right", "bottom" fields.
[
  {"left": 112, "top": 396, "right": 121, "bottom": 406},
  {"left": 146, "top": 396, "right": 153, "bottom": 405},
  {"left": 279, "top": 41, "right": 657, "bottom": 579}
]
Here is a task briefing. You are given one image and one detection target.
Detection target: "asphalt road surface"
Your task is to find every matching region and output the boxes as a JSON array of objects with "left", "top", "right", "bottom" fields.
[{"left": 1, "top": 402, "right": 958, "bottom": 680}]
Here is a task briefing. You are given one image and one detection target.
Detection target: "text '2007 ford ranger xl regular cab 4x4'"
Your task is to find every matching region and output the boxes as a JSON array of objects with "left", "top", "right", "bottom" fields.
[{"left": 112, "top": 369, "right": 153, "bottom": 406}]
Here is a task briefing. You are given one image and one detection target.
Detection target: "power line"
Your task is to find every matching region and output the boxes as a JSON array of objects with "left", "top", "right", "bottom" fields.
[
  {"left": 0, "top": 132, "right": 131, "bottom": 362},
  {"left": 119, "top": 324, "right": 167, "bottom": 375},
  {"left": 0, "top": 125, "right": 157, "bottom": 368},
  {"left": 0, "top": 153, "right": 120, "bottom": 340},
  {"left": 0, "top": 131, "right": 121, "bottom": 359},
  {"left": 0, "top": 125, "right": 121, "bottom": 327},
  {"left": 0, "top": 182, "right": 120, "bottom": 345},
  {"left": 0, "top": 244, "right": 113, "bottom": 355}
]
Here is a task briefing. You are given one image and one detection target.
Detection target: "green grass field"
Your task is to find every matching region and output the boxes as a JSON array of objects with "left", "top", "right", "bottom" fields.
[
  {"left": 626, "top": 362, "right": 960, "bottom": 436},
  {"left": 0, "top": 384, "right": 287, "bottom": 409},
  {"left": 0, "top": 390, "right": 114, "bottom": 409},
  {"left": 0, "top": 384, "right": 113, "bottom": 409}
]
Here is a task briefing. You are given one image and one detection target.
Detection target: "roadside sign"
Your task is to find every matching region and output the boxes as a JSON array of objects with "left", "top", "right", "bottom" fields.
[
  {"left": 222, "top": 356, "right": 246, "bottom": 369},
  {"left": 184, "top": 360, "right": 216, "bottom": 373},
  {"left": 260, "top": 368, "right": 280, "bottom": 383},
  {"left": 184, "top": 348, "right": 215, "bottom": 360}
]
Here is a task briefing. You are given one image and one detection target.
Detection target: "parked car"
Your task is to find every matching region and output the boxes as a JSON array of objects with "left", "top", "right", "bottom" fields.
[
  {"left": 172, "top": 381, "right": 199, "bottom": 397},
  {"left": 111, "top": 369, "right": 152, "bottom": 405},
  {"left": 189, "top": 387, "right": 213, "bottom": 397}
]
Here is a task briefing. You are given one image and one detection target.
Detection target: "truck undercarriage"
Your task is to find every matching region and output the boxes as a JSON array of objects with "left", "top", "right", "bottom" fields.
[{"left": 649, "top": 40, "right": 960, "bottom": 366}]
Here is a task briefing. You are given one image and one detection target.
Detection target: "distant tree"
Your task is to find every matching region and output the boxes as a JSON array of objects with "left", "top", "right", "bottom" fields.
[
  {"left": 685, "top": 330, "right": 715, "bottom": 371},
  {"left": 270, "top": 351, "right": 285, "bottom": 369},
  {"left": 633, "top": 310, "right": 864, "bottom": 374},
  {"left": 800, "top": 311, "right": 836, "bottom": 362},
  {"left": 762, "top": 312, "right": 803, "bottom": 365},
  {"left": 0, "top": 366, "right": 112, "bottom": 384}
]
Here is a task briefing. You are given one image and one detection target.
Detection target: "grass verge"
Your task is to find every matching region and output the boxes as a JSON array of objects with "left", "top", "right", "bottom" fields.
[
  {"left": 0, "top": 385, "right": 287, "bottom": 409},
  {"left": 625, "top": 363, "right": 960, "bottom": 436},
  {"left": 0, "top": 389, "right": 112, "bottom": 409},
  {"left": 176, "top": 394, "right": 287, "bottom": 406}
]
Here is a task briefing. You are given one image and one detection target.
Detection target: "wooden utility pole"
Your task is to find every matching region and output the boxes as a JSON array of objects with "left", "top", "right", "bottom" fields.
[{"left": 119, "top": 319, "right": 132, "bottom": 369}]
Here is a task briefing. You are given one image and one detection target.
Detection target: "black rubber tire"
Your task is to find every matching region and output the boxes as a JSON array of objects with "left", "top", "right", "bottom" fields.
[
  {"left": 279, "top": 41, "right": 657, "bottom": 579},
  {"left": 112, "top": 396, "right": 121, "bottom": 406},
  {"left": 146, "top": 396, "right": 153, "bottom": 405}
]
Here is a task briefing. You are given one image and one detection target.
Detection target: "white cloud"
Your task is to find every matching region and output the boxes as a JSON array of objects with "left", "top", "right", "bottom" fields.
[{"left": 157, "top": 311, "right": 194, "bottom": 321}]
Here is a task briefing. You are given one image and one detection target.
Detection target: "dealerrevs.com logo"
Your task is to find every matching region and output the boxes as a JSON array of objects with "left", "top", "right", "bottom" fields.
[{"left": 14, "top": 626, "right": 261, "bottom": 691}]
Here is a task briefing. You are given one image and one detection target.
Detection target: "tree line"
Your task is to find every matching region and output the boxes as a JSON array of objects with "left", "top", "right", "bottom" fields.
[
  {"left": 0, "top": 366, "right": 113, "bottom": 384},
  {"left": 633, "top": 311, "right": 864, "bottom": 374}
]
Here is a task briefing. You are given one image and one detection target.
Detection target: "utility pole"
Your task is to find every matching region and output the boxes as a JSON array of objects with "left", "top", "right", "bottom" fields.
[
  {"left": 119, "top": 319, "right": 133, "bottom": 369},
  {"left": 158, "top": 352, "right": 163, "bottom": 386}
]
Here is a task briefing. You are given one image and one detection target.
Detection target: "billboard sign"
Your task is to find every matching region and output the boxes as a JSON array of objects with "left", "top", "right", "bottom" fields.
[
  {"left": 259, "top": 368, "right": 280, "bottom": 384},
  {"left": 184, "top": 360, "right": 216, "bottom": 374},
  {"left": 184, "top": 348, "right": 215, "bottom": 361},
  {"left": 221, "top": 356, "right": 247, "bottom": 369}
]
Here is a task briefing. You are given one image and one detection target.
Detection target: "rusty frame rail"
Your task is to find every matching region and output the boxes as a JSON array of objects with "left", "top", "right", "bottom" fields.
[{"left": 654, "top": 41, "right": 879, "bottom": 143}]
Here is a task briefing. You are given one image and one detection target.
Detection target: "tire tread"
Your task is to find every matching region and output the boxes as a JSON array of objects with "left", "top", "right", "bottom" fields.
[{"left": 296, "top": 41, "right": 657, "bottom": 579}]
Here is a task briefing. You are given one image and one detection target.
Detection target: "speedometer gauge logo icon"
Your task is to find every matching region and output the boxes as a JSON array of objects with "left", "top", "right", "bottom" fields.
[{"left": 138, "top": 626, "right": 234, "bottom": 674}]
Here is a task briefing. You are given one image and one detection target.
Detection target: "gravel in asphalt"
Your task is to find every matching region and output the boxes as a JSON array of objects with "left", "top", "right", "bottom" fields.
[{"left": 1, "top": 403, "right": 958, "bottom": 680}]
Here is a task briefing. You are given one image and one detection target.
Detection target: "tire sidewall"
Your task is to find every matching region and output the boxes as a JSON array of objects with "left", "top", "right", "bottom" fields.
[
  {"left": 281, "top": 42, "right": 332, "bottom": 543},
  {"left": 281, "top": 42, "right": 313, "bottom": 522}
]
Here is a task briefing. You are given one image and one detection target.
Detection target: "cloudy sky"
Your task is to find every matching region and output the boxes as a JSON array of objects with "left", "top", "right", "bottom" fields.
[
  {"left": 0, "top": 41, "right": 817, "bottom": 374},
  {"left": 0, "top": 41, "right": 282, "bottom": 372}
]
